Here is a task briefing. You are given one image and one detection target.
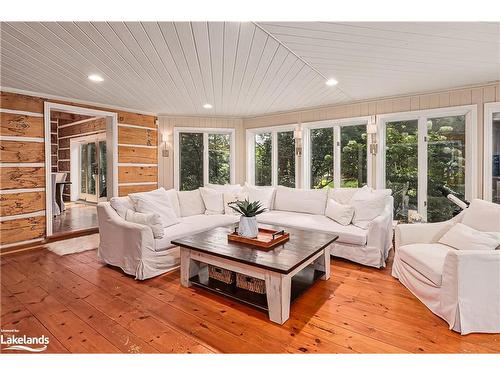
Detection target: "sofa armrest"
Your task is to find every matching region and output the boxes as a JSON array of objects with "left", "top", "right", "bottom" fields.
[
  {"left": 367, "top": 196, "right": 393, "bottom": 252},
  {"left": 440, "top": 250, "right": 500, "bottom": 334},
  {"left": 97, "top": 203, "right": 155, "bottom": 261},
  {"left": 395, "top": 221, "right": 453, "bottom": 249}
]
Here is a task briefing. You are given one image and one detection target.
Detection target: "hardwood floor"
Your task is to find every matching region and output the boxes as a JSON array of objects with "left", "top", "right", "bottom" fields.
[
  {"left": 52, "top": 202, "right": 98, "bottom": 234},
  {"left": 1, "top": 247, "right": 499, "bottom": 354}
]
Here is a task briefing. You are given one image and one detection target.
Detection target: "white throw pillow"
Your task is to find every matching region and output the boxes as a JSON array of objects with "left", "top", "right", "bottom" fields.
[
  {"left": 125, "top": 209, "right": 164, "bottom": 239},
  {"left": 110, "top": 196, "right": 135, "bottom": 219},
  {"left": 438, "top": 222, "right": 500, "bottom": 251},
  {"left": 199, "top": 187, "right": 225, "bottom": 215},
  {"left": 350, "top": 187, "right": 387, "bottom": 229},
  {"left": 244, "top": 183, "right": 276, "bottom": 210},
  {"left": 274, "top": 185, "right": 328, "bottom": 215},
  {"left": 223, "top": 191, "right": 249, "bottom": 215},
  {"left": 129, "top": 188, "right": 180, "bottom": 228},
  {"left": 177, "top": 189, "right": 206, "bottom": 217},
  {"left": 165, "top": 188, "right": 181, "bottom": 217},
  {"left": 325, "top": 199, "right": 355, "bottom": 226},
  {"left": 461, "top": 199, "right": 500, "bottom": 232}
]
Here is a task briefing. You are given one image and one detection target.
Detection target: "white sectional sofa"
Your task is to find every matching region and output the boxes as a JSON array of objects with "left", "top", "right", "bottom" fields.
[{"left": 97, "top": 184, "right": 393, "bottom": 280}]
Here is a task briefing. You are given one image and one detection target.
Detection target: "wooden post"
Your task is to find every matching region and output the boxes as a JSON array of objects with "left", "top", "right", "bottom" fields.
[{"left": 265, "top": 272, "right": 292, "bottom": 324}]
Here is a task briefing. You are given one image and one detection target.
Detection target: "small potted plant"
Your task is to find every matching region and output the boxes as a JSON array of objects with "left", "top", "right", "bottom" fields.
[{"left": 227, "top": 199, "right": 266, "bottom": 238}]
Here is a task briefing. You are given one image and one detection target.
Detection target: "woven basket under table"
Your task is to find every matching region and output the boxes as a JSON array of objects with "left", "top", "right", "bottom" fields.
[
  {"left": 236, "top": 273, "right": 266, "bottom": 294},
  {"left": 208, "top": 265, "right": 235, "bottom": 284}
]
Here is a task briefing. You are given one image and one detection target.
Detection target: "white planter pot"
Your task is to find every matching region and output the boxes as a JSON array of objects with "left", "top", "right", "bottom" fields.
[{"left": 238, "top": 216, "right": 258, "bottom": 238}]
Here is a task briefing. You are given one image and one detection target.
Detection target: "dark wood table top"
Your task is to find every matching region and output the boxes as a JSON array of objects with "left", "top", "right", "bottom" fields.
[{"left": 171, "top": 224, "right": 338, "bottom": 274}]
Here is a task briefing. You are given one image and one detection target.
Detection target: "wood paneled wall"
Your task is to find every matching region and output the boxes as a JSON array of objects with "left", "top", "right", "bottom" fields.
[
  {"left": 157, "top": 116, "right": 245, "bottom": 188},
  {"left": 0, "top": 91, "right": 158, "bottom": 251},
  {"left": 244, "top": 82, "right": 500, "bottom": 195}
]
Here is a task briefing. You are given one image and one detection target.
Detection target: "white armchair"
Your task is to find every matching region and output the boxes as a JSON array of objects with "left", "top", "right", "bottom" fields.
[{"left": 392, "top": 200, "right": 500, "bottom": 335}]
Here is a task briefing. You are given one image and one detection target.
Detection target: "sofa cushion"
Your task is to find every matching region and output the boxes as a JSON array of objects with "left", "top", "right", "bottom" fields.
[
  {"left": 398, "top": 243, "right": 454, "bottom": 286},
  {"left": 244, "top": 183, "right": 275, "bottom": 210},
  {"left": 110, "top": 196, "right": 134, "bottom": 219},
  {"left": 461, "top": 199, "right": 500, "bottom": 232},
  {"left": 165, "top": 189, "right": 181, "bottom": 217},
  {"left": 274, "top": 185, "right": 328, "bottom": 215},
  {"left": 328, "top": 187, "right": 361, "bottom": 205},
  {"left": 177, "top": 189, "right": 206, "bottom": 217},
  {"left": 325, "top": 199, "right": 354, "bottom": 226},
  {"left": 206, "top": 183, "right": 243, "bottom": 193},
  {"left": 199, "top": 187, "right": 225, "bottom": 215},
  {"left": 154, "top": 214, "right": 239, "bottom": 250},
  {"left": 351, "top": 187, "right": 388, "bottom": 229},
  {"left": 257, "top": 210, "right": 367, "bottom": 245},
  {"left": 438, "top": 222, "right": 500, "bottom": 251},
  {"left": 125, "top": 209, "right": 164, "bottom": 239},
  {"left": 223, "top": 191, "right": 248, "bottom": 215},
  {"left": 129, "top": 188, "right": 180, "bottom": 227}
]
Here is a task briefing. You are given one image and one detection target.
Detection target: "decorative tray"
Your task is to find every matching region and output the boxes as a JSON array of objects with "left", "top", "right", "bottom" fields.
[{"left": 228, "top": 228, "right": 290, "bottom": 249}]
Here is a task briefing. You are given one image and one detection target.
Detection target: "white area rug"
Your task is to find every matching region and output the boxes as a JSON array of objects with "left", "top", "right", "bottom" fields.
[{"left": 47, "top": 234, "right": 100, "bottom": 256}]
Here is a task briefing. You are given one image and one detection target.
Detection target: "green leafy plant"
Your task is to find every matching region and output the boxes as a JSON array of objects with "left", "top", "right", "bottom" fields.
[{"left": 227, "top": 199, "right": 266, "bottom": 217}]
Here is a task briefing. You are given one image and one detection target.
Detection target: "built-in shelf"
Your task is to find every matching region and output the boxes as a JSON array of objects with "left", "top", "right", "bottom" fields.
[{"left": 189, "top": 264, "right": 325, "bottom": 312}]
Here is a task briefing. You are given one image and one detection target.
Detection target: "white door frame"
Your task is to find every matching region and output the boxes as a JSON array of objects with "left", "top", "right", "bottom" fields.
[
  {"left": 376, "top": 104, "right": 477, "bottom": 221},
  {"left": 484, "top": 102, "right": 500, "bottom": 202},
  {"left": 44, "top": 102, "right": 118, "bottom": 236},
  {"left": 70, "top": 132, "right": 107, "bottom": 203}
]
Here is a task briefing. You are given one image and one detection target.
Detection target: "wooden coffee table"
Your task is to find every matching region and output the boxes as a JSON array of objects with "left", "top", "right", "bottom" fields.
[{"left": 171, "top": 225, "right": 338, "bottom": 324}]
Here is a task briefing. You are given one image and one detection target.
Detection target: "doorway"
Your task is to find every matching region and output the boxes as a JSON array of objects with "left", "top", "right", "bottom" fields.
[
  {"left": 72, "top": 134, "right": 107, "bottom": 204},
  {"left": 44, "top": 102, "right": 118, "bottom": 237}
]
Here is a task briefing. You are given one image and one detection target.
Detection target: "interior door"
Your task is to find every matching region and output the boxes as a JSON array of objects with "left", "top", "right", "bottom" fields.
[{"left": 80, "top": 142, "right": 98, "bottom": 202}]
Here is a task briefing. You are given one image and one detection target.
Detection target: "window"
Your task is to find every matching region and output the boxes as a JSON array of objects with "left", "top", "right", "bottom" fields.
[
  {"left": 310, "top": 128, "right": 334, "bottom": 189},
  {"left": 484, "top": 102, "right": 500, "bottom": 204},
  {"left": 208, "top": 133, "right": 231, "bottom": 185},
  {"left": 427, "top": 116, "right": 466, "bottom": 222},
  {"left": 304, "top": 117, "right": 370, "bottom": 190},
  {"left": 378, "top": 106, "right": 476, "bottom": 223},
  {"left": 254, "top": 133, "right": 272, "bottom": 186},
  {"left": 247, "top": 126, "right": 298, "bottom": 187},
  {"left": 179, "top": 133, "right": 203, "bottom": 191},
  {"left": 277, "top": 131, "right": 296, "bottom": 187},
  {"left": 341, "top": 124, "right": 368, "bottom": 188},
  {"left": 175, "top": 128, "right": 235, "bottom": 191},
  {"left": 385, "top": 120, "right": 419, "bottom": 221}
]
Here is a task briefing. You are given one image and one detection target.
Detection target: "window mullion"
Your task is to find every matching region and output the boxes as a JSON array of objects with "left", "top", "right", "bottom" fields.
[
  {"left": 334, "top": 126, "right": 341, "bottom": 188},
  {"left": 203, "top": 132, "right": 209, "bottom": 186},
  {"left": 272, "top": 131, "right": 278, "bottom": 186},
  {"left": 418, "top": 116, "right": 428, "bottom": 222}
]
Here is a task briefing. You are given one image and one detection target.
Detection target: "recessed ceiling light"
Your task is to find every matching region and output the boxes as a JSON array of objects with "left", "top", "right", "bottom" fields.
[
  {"left": 203, "top": 103, "right": 213, "bottom": 109},
  {"left": 325, "top": 78, "right": 338, "bottom": 86},
  {"left": 88, "top": 74, "right": 104, "bottom": 82}
]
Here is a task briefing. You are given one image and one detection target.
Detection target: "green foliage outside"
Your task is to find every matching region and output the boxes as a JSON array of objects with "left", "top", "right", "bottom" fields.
[
  {"left": 277, "top": 131, "right": 295, "bottom": 187},
  {"left": 341, "top": 124, "right": 367, "bottom": 188},
  {"left": 255, "top": 133, "right": 272, "bottom": 186},
  {"left": 208, "top": 134, "right": 230, "bottom": 185},
  {"left": 386, "top": 116, "right": 465, "bottom": 222},
  {"left": 179, "top": 133, "right": 203, "bottom": 191},
  {"left": 310, "top": 128, "right": 334, "bottom": 189}
]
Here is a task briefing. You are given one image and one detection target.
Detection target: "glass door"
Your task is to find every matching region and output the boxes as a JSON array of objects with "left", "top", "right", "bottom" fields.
[{"left": 79, "top": 140, "right": 107, "bottom": 202}]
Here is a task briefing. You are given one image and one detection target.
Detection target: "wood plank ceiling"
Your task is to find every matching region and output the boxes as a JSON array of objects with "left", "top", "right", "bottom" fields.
[{"left": 1, "top": 22, "right": 499, "bottom": 116}]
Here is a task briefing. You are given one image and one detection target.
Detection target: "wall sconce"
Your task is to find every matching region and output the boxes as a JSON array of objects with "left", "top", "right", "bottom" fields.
[
  {"left": 367, "top": 116, "right": 378, "bottom": 155},
  {"left": 160, "top": 133, "right": 170, "bottom": 158},
  {"left": 294, "top": 124, "right": 303, "bottom": 157}
]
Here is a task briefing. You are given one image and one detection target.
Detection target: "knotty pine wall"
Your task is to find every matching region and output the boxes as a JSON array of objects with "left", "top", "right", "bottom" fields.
[
  {"left": 244, "top": 82, "right": 500, "bottom": 195},
  {"left": 158, "top": 116, "right": 245, "bottom": 188},
  {"left": 0, "top": 91, "right": 158, "bottom": 251}
]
